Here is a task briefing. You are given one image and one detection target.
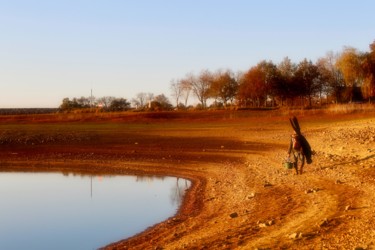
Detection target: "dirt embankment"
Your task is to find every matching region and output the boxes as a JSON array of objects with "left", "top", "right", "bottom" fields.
[{"left": 1, "top": 112, "right": 375, "bottom": 249}]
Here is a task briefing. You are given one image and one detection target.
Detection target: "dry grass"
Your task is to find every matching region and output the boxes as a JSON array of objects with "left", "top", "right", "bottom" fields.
[
  {"left": 325, "top": 103, "right": 375, "bottom": 114},
  {"left": 0, "top": 104, "right": 374, "bottom": 123}
]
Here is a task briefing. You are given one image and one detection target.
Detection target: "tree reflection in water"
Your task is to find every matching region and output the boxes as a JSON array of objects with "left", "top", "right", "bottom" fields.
[
  {"left": 171, "top": 177, "right": 191, "bottom": 206},
  {"left": 135, "top": 175, "right": 191, "bottom": 206}
]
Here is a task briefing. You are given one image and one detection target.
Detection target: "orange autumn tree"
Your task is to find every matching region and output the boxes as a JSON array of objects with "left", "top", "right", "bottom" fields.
[
  {"left": 238, "top": 66, "right": 266, "bottom": 107},
  {"left": 209, "top": 70, "right": 238, "bottom": 107},
  {"left": 336, "top": 47, "right": 365, "bottom": 102},
  {"left": 362, "top": 41, "right": 375, "bottom": 101}
]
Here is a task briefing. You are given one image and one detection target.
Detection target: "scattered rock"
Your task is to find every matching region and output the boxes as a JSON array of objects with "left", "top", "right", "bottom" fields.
[
  {"left": 267, "top": 220, "right": 275, "bottom": 226},
  {"left": 318, "top": 218, "right": 329, "bottom": 227},
  {"left": 263, "top": 182, "right": 272, "bottom": 187},
  {"left": 288, "top": 232, "right": 302, "bottom": 239},
  {"left": 305, "top": 188, "right": 319, "bottom": 194},
  {"left": 288, "top": 233, "right": 298, "bottom": 239},
  {"left": 247, "top": 193, "right": 256, "bottom": 199},
  {"left": 345, "top": 205, "right": 352, "bottom": 211},
  {"left": 257, "top": 219, "right": 274, "bottom": 228},
  {"left": 229, "top": 212, "right": 238, "bottom": 218},
  {"left": 335, "top": 180, "right": 344, "bottom": 184}
]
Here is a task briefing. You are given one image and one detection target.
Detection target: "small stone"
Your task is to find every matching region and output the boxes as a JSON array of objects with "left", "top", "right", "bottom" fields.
[
  {"left": 267, "top": 220, "right": 275, "bottom": 226},
  {"left": 290, "top": 232, "right": 303, "bottom": 239},
  {"left": 305, "top": 189, "right": 313, "bottom": 194},
  {"left": 248, "top": 193, "right": 256, "bottom": 199},
  {"left": 263, "top": 182, "right": 272, "bottom": 187},
  {"left": 345, "top": 205, "right": 352, "bottom": 211},
  {"left": 318, "top": 218, "right": 328, "bottom": 227},
  {"left": 288, "top": 232, "right": 299, "bottom": 239},
  {"left": 230, "top": 212, "right": 238, "bottom": 218}
]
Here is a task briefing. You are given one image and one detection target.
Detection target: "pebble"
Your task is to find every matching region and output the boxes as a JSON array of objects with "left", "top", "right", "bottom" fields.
[
  {"left": 248, "top": 193, "right": 256, "bottom": 199},
  {"left": 258, "top": 223, "right": 268, "bottom": 228},
  {"left": 229, "top": 212, "right": 238, "bottom": 218},
  {"left": 263, "top": 182, "right": 272, "bottom": 187},
  {"left": 288, "top": 232, "right": 302, "bottom": 239}
]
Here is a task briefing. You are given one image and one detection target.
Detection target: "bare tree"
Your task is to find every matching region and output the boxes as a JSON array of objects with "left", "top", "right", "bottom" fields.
[
  {"left": 146, "top": 93, "right": 154, "bottom": 108},
  {"left": 180, "top": 77, "right": 192, "bottom": 107},
  {"left": 132, "top": 92, "right": 147, "bottom": 109},
  {"left": 190, "top": 70, "right": 213, "bottom": 108},
  {"left": 170, "top": 78, "right": 182, "bottom": 108},
  {"left": 97, "top": 96, "right": 115, "bottom": 109}
]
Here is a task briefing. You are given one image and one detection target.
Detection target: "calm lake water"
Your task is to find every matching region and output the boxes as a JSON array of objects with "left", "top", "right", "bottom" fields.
[{"left": 0, "top": 172, "right": 190, "bottom": 250}]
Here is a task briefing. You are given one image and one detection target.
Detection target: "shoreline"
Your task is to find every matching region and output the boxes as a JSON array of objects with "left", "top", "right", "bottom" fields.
[{"left": 1, "top": 112, "right": 375, "bottom": 249}]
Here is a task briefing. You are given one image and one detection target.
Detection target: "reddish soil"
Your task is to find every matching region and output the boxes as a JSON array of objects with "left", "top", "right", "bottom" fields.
[{"left": 1, "top": 110, "right": 375, "bottom": 249}]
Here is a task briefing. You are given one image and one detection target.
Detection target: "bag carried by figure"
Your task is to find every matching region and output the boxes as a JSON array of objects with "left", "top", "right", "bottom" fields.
[
  {"left": 291, "top": 133, "right": 302, "bottom": 150},
  {"left": 289, "top": 116, "right": 313, "bottom": 164}
]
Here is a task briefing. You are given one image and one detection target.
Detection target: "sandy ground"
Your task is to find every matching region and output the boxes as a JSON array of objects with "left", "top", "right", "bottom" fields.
[{"left": 1, "top": 111, "right": 375, "bottom": 249}]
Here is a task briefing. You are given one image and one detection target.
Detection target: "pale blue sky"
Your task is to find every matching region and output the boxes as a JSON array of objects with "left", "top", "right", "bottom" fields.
[{"left": 1, "top": 0, "right": 374, "bottom": 108}]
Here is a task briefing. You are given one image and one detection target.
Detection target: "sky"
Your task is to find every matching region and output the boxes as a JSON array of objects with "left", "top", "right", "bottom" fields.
[{"left": 1, "top": 0, "right": 374, "bottom": 108}]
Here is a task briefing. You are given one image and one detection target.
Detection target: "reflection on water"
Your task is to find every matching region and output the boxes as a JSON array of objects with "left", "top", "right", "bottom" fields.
[{"left": 0, "top": 172, "right": 190, "bottom": 250}]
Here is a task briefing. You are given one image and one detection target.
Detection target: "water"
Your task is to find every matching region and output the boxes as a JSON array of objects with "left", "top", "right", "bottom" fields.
[{"left": 0, "top": 172, "right": 190, "bottom": 250}]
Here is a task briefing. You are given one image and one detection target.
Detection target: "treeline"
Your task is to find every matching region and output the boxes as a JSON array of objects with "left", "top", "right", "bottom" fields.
[
  {"left": 0, "top": 108, "right": 58, "bottom": 115},
  {"left": 170, "top": 40, "right": 375, "bottom": 108},
  {"left": 60, "top": 97, "right": 130, "bottom": 112},
  {"left": 60, "top": 40, "right": 375, "bottom": 112},
  {"left": 59, "top": 94, "right": 172, "bottom": 112}
]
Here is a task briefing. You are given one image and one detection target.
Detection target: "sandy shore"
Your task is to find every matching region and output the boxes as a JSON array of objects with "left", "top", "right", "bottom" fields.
[{"left": 1, "top": 111, "right": 375, "bottom": 249}]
